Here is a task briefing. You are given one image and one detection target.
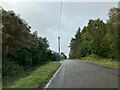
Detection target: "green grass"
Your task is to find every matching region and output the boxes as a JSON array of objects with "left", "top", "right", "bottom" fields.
[
  {"left": 81, "top": 56, "right": 119, "bottom": 69},
  {"left": 9, "top": 61, "right": 61, "bottom": 88}
]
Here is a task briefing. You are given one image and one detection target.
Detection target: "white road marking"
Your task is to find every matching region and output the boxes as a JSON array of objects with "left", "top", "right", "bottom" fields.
[{"left": 45, "top": 62, "right": 63, "bottom": 88}]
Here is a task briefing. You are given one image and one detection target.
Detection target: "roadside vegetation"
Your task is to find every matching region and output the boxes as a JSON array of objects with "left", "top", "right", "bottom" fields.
[
  {"left": 81, "top": 54, "right": 119, "bottom": 69},
  {"left": 10, "top": 62, "right": 61, "bottom": 88},
  {"left": 1, "top": 9, "right": 66, "bottom": 88},
  {"left": 69, "top": 8, "right": 120, "bottom": 68}
]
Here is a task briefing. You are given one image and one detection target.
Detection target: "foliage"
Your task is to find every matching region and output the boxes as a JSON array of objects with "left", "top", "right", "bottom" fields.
[
  {"left": 61, "top": 52, "right": 67, "bottom": 59},
  {"left": 81, "top": 56, "right": 119, "bottom": 69},
  {"left": 1, "top": 9, "right": 62, "bottom": 86},
  {"left": 69, "top": 8, "right": 120, "bottom": 60},
  {"left": 69, "top": 27, "right": 81, "bottom": 58},
  {"left": 10, "top": 62, "right": 61, "bottom": 88}
]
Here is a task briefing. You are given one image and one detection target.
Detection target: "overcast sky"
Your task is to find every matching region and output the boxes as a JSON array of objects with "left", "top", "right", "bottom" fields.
[{"left": 0, "top": 1, "right": 118, "bottom": 57}]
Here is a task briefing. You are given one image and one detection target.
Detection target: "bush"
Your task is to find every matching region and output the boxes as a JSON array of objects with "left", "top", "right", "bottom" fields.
[{"left": 2, "top": 59, "right": 24, "bottom": 79}]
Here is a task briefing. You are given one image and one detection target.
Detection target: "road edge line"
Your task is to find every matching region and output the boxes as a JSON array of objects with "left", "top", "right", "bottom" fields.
[{"left": 45, "top": 62, "right": 62, "bottom": 88}]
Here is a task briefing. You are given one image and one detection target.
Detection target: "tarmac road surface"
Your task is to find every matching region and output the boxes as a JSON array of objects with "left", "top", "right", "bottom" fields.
[{"left": 47, "top": 59, "right": 118, "bottom": 88}]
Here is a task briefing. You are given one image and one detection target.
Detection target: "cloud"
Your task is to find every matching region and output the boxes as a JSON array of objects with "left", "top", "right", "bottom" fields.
[{"left": 0, "top": 2, "right": 118, "bottom": 57}]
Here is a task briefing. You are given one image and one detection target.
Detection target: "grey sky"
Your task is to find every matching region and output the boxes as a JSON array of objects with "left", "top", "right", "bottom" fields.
[{"left": 0, "top": 2, "right": 118, "bottom": 57}]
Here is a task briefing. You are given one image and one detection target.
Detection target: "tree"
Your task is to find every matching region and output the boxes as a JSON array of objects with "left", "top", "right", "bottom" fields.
[
  {"left": 106, "top": 8, "right": 120, "bottom": 59},
  {"left": 2, "top": 9, "right": 51, "bottom": 80},
  {"left": 69, "top": 8, "right": 120, "bottom": 60},
  {"left": 69, "top": 27, "right": 81, "bottom": 58}
]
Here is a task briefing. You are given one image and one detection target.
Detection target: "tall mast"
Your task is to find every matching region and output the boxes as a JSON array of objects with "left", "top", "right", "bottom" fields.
[{"left": 58, "top": 2, "right": 62, "bottom": 54}]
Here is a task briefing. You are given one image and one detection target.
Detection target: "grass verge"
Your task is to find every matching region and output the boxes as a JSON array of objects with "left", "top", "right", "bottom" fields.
[
  {"left": 81, "top": 56, "right": 120, "bottom": 69},
  {"left": 9, "top": 61, "right": 61, "bottom": 88}
]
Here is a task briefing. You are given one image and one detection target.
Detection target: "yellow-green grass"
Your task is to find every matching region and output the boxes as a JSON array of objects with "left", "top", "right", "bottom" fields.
[
  {"left": 9, "top": 61, "right": 61, "bottom": 88},
  {"left": 81, "top": 57, "right": 120, "bottom": 69}
]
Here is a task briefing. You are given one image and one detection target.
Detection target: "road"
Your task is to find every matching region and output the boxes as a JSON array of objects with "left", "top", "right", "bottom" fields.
[{"left": 47, "top": 59, "right": 118, "bottom": 88}]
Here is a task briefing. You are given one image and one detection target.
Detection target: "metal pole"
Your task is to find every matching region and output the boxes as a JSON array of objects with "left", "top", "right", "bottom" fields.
[
  {"left": 58, "top": 2, "right": 62, "bottom": 54},
  {"left": 58, "top": 37, "right": 60, "bottom": 54}
]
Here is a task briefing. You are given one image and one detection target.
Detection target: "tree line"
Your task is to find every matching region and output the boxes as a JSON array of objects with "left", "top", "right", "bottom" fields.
[
  {"left": 1, "top": 9, "right": 66, "bottom": 84},
  {"left": 69, "top": 8, "right": 120, "bottom": 60}
]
